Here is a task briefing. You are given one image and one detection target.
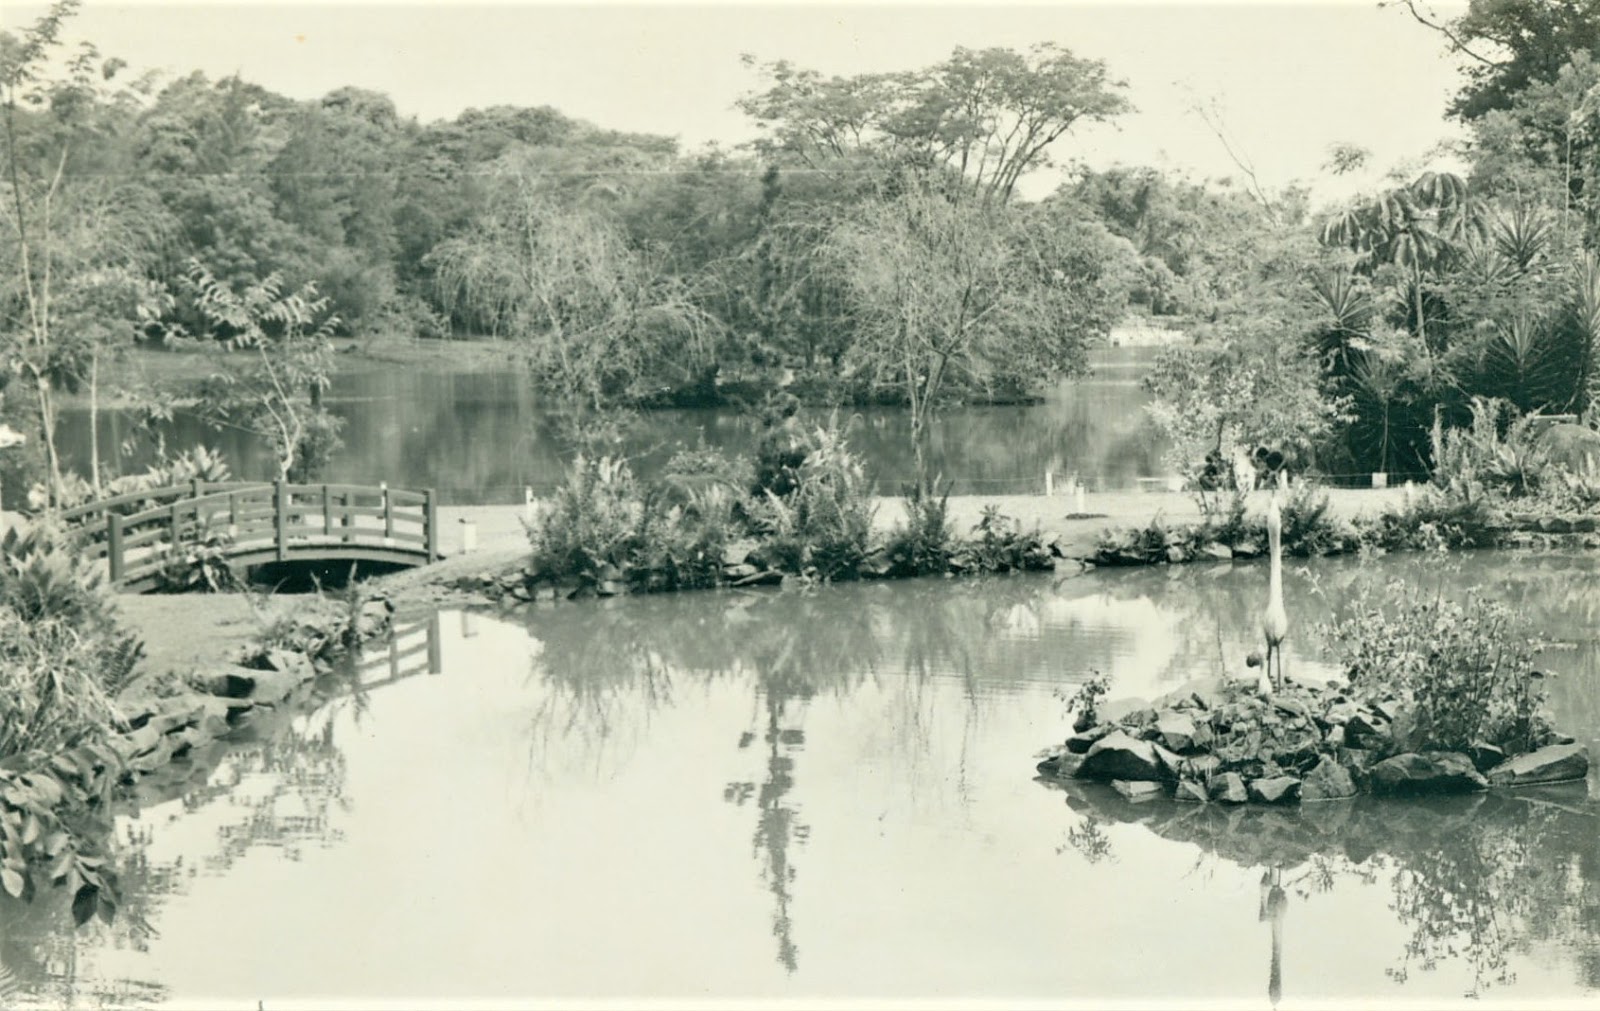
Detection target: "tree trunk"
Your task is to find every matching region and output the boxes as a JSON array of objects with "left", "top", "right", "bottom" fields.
[
  {"left": 34, "top": 375, "right": 62, "bottom": 511},
  {"left": 89, "top": 349, "right": 101, "bottom": 496}
]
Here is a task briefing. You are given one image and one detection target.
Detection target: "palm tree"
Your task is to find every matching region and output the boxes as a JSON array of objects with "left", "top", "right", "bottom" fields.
[{"left": 1320, "top": 171, "right": 1468, "bottom": 349}]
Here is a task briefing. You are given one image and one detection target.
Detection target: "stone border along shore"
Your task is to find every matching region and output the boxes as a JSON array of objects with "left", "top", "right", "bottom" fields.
[
  {"left": 431, "top": 490, "right": 1600, "bottom": 606},
  {"left": 1035, "top": 674, "right": 1590, "bottom": 806}
]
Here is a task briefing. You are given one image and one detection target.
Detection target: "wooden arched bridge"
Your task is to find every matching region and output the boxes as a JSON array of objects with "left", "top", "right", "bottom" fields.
[{"left": 62, "top": 481, "right": 440, "bottom": 592}]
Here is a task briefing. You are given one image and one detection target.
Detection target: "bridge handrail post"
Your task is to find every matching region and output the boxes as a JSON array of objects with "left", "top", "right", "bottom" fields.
[
  {"left": 275, "top": 479, "right": 288, "bottom": 562},
  {"left": 170, "top": 499, "right": 182, "bottom": 555},
  {"left": 425, "top": 488, "right": 438, "bottom": 563},
  {"left": 108, "top": 513, "right": 124, "bottom": 584},
  {"left": 322, "top": 484, "right": 332, "bottom": 536},
  {"left": 381, "top": 481, "right": 394, "bottom": 546}
]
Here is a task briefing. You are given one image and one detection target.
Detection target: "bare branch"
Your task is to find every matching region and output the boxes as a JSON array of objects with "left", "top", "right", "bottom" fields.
[{"left": 1382, "top": 0, "right": 1506, "bottom": 68}]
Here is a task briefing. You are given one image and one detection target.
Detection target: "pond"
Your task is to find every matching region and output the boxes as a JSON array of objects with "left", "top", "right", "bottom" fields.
[
  {"left": 50, "top": 348, "right": 1167, "bottom": 506},
  {"left": 9, "top": 550, "right": 1600, "bottom": 1008}
]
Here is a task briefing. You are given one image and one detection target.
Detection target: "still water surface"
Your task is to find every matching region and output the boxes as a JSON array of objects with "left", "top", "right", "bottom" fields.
[
  {"left": 54, "top": 348, "right": 1165, "bottom": 504},
  {"left": 12, "top": 551, "right": 1600, "bottom": 1008}
]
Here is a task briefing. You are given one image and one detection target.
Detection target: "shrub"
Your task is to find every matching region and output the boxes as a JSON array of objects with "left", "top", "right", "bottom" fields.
[
  {"left": 632, "top": 483, "right": 738, "bottom": 591},
  {"left": 44, "top": 445, "right": 234, "bottom": 518},
  {"left": 746, "top": 418, "right": 876, "bottom": 580},
  {"left": 1194, "top": 488, "right": 1253, "bottom": 548},
  {"left": 0, "top": 524, "right": 122, "bottom": 635},
  {"left": 527, "top": 454, "right": 641, "bottom": 585},
  {"left": 1357, "top": 485, "right": 1498, "bottom": 552},
  {"left": 1431, "top": 396, "right": 1547, "bottom": 501},
  {"left": 961, "top": 505, "right": 1052, "bottom": 573},
  {"left": 885, "top": 482, "right": 954, "bottom": 576},
  {"left": 1321, "top": 579, "right": 1551, "bottom": 755},
  {"left": 0, "top": 610, "right": 126, "bottom": 762},
  {"left": 750, "top": 393, "right": 809, "bottom": 499},
  {"left": 1278, "top": 481, "right": 1347, "bottom": 557}
]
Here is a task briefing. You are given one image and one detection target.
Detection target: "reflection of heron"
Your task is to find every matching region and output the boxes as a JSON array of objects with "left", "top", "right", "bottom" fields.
[
  {"left": 1259, "top": 482, "right": 1289, "bottom": 694},
  {"left": 1259, "top": 868, "right": 1287, "bottom": 1007}
]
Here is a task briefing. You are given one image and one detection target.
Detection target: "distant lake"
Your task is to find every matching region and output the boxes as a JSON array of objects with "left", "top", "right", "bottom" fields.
[{"left": 52, "top": 347, "right": 1169, "bottom": 506}]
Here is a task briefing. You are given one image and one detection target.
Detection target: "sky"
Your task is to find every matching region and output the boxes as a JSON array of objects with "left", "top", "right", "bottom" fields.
[{"left": 6, "top": 1, "right": 1475, "bottom": 206}]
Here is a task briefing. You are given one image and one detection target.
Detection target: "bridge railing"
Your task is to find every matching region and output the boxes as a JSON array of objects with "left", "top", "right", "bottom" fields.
[{"left": 84, "top": 481, "right": 438, "bottom": 588}]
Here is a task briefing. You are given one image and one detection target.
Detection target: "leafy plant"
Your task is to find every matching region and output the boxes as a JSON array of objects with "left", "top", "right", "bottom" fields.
[
  {"left": 1060, "top": 670, "right": 1112, "bottom": 729},
  {"left": 962, "top": 504, "right": 1052, "bottom": 572},
  {"left": 1278, "top": 480, "right": 1346, "bottom": 557},
  {"left": 526, "top": 454, "right": 641, "bottom": 586},
  {"left": 1321, "top": 579, "right": 1551, "bottom": 755},
  {"left": 746, "top": 417, "right": 876, "bottom": 580},
  {"left": 1194, "top": 487, "right": 1253, "bottom": 547},
  {"left": 885, "top": 481, "right": 954, "bottom": 576}
]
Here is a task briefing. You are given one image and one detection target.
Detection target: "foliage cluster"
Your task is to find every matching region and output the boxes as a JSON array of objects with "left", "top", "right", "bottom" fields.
[{"left": 1322, "top": 580, "right": 1552, "bottom": 756}]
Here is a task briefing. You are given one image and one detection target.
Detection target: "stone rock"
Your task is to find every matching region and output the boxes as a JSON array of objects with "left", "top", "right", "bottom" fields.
[
  {"left": 1112, "top": 779, "right": 1165, "bottom": 801},
  {"left": 1191, "top": 722, "right": 1215, "bottom": 750},
  {"left": 1151, "top": 741, "right": 1185, "bottom": 780},
  {"left": 262, "top": 648, "right": 315, "bottom": 681},
  {"left": 1080, "top": 731, "right": 1164, "bottom": 782},
  {"left": 723, "top": 541, "right": 758, "bottom": 567},
  {"left": 595, "top": 580, "right": 624, "bottom": 597},
  {"left": 1249, "top": 776, "right": 1302, "bottom": 804},
  {"left": 1165, "top": 545, "right": 1187, "bottom": 564},
  {"left": 1346, "top": 710, "right": 1389, "bottom": 744},
  {"left": 1371, "top": 698, "right": 1405, "bottom": 722},
  {"left": 1322, "top": 700, "right": 1358, "bottom": 726},
  {"left": 1156, "top": 712, "right": 1197, "bottom": 753},
  {"left": 1369, "top": 751, "right": 1488, "bottom": 796},
  {"left": 1211, "top": 771, "right": 1249, "bottom": 803},
  {"left": 1174, "top": 778, "right": 1210, "bottom": 803},
  {"left": 245, "top": 667, "right": 306, "bottom": 707},
  {"left": 1540, "top": 515, "right": 1574, "bottom": 534},
  {"left": 1054, "top": 753, "right": 1086, "bottom": 780},
  {"left": 1232, "top": 541, "right": 1260, "bottom": 559},
  {"left": 732, "top": 569, "right": 784, "bottom": 587},
  {"left": 1324, "top": 725, "right": 1346, "bottom": 748},
  {"left": 1301, "top": 756, "right": 1358, "bottom": 802},
  {"left": 1467, "top": 741, "right": 1506, "bottom": 773},
  {"left": 1065, "top": 723, "right": 1117, "bottom": 754},
  {"left": 1200, "top": 542, "right": 1233, "bottom": 561},
  {"left": 1537, "top": 423, "right": 1600, "bottom": 479},
  {"left": 1487, "top": 743, "right": 1590, "bottom": 787},
  {"left": 1098, "top": 697, "right": 1152, "bottom": 725},
  {"left": 1181, "top": 754, "right": 1221, "bottom": 782}
]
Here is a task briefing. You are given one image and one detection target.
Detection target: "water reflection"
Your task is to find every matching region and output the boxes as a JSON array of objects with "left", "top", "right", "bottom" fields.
[
  {"left": 15, "top": 553, "right": 1600, "bottom": 1005},
  {"left": 48, "top": 348, "right": 1166, "bottom": 506},
  {"left": 1049, "top": 774, "right": 1600, "bottom": 1001}
]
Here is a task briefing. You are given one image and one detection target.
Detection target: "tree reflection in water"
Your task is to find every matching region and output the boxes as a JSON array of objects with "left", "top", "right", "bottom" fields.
[
  {"left": 1049, "top": 776, "right": 1600, "bottom": 1001},
  {"left": 521, "top": 576, "right": 1118, "bottom": 973}
]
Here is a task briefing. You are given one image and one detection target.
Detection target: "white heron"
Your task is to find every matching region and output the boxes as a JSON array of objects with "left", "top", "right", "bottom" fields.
[{"left": 1259, "top": 481, "right": 1289, "bottom": 695}]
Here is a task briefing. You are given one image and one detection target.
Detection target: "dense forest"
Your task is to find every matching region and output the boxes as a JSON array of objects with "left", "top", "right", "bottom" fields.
[{"left": 9, "top": 0, "right": 1600, "bottom": 500}]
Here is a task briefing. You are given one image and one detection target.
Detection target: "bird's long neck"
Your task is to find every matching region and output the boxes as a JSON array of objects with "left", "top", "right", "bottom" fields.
[{"left": 1268, "top": 521, "right": 1282, "bottom": 593}]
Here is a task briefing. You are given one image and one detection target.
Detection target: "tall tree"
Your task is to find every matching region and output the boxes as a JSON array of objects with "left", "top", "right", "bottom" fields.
[
  {"left": 183, "top": 261, "right": 342, "bottom": 481},
  {"left": 828, "top": 178, "right": 1134, "bottom": 478},
  {"left": 739, "top": 43, "right": 1131, "bottom": 201},
  {"left": 1389, "top": 0, "right": 1600, "bottom": 120},
  {"left": 1, "top": 0, "right": 167, "bottom": 506}
]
